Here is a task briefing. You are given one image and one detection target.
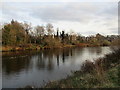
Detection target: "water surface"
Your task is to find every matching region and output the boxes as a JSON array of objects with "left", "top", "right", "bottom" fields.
[{"left": 2, "top": 47, "right": 113, "bottom": 88}]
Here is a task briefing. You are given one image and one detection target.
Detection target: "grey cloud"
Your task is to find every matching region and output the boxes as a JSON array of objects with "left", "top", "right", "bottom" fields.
[
  {"left": 1, "top": 2, "right": 118, "bottom": 36},
  {"left": 2, "top": 2, "right": 35, "bottom": 22},
  {"left": 97, "top": 3, "right": 117, "bottom": 15},
  {"left": 111, "top": 30, "right": 118, "bottom": 34},
  {"left": 109, "top": 27, "right": 118, "bottom": 30},
  {"left": 29, "top": 2, "right": 101, "bottom": 23},
  {"left": 2, "top": 2, "right": 117, "bottom": 24},
  {"left": 109, "top": 27, "right": 118, "bottom": 34},
  {"left": 29, "top": 2, "right": 117, "bottom": 23}
]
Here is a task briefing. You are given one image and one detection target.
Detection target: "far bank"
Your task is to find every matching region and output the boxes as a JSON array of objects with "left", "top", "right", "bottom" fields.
[{"left": 1, "top": 43, "right": 112, "bottom": 52}]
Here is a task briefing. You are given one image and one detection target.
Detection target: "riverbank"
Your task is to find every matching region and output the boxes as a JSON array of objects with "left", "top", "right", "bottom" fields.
[
  {"left": 1, "top": 43, "right": 109, "bottom": 52},
  {"left": 44, "top": 48, "right": 120, "bottom": 88},
  {"left": 1, "top": 44, "right": 75, "bottom": 52}
]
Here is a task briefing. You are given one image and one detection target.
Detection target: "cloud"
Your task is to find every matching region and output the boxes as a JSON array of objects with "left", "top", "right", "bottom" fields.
[
  {"left": 1, "top": 2, "right": 118, "bottom": 36},
  {"left": 1, "top": 0, "right": 119, "bottom": 2},
  {"left": 29, "top": 2, "right": 100, "bottom": 23},
  {"left": 29, "top": 2, "right": 117, "bottom": 24},
  {"left": 109, "top": 27, "right": 118, "bottom": 33},
  {"left": 2, "top": 2, "right": 117, "bottom": 23}
]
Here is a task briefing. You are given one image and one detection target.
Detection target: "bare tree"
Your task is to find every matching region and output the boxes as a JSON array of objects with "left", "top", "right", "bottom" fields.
[
  {"left": 46, "top": 23, "right": 54, "bottom": 35},
  {"left": 23, "top": 22, "right": 32, "bottom": 34},
  {"left": 35, "top": 25, "right": 45, "bottom": 37}
]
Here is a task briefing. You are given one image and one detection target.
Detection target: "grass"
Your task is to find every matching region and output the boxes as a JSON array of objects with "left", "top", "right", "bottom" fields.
[
  {"left": 44, "top": 64, "right": 119, "bottom": 88},
  {"left": 2, "top": 44, "right": 76, "bottom": 52},
  {"left": 2, "top": 42, "right": 107, "bottom": 52}
]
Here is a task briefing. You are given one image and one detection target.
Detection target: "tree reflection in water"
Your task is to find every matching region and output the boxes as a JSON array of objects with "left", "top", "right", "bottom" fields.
[
  {"left": 2, "top": 47, "right": 113, "bottom": 88},
  {"left": 3, "top": 48, "right": 75, "bottom": 75}
]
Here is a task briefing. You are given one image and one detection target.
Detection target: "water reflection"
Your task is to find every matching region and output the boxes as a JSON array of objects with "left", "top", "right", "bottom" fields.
[
  {"left": 57, "top": 54, "right": 59, "bottom": 66},
  {"left": 2, "top": 47, "right": 113, "bottom": 88}
]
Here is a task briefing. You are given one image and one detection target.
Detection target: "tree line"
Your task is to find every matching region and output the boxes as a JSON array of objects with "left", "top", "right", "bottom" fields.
[{"left": 1, "top": 20, "right": 120, "bottom": 47}]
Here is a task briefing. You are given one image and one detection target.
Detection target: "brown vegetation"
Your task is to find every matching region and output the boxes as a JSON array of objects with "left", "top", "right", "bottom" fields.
[{"left": 1, "top": 20, "right": 120, "bottom": 52}]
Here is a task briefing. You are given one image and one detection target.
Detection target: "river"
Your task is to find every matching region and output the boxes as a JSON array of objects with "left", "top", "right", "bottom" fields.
[{"left": 2, "top": 46, "right": 114, "bottom": 88}]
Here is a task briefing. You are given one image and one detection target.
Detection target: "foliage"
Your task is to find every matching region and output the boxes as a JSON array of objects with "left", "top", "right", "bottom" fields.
[
  {"left": 2, "top": 20, "right": 29, "bottom": 45},
  {"left": 2, "top": 20, "right": 120, "bottom": 48}
]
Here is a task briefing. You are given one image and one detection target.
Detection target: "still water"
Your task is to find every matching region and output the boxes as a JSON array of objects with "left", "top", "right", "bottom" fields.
[{"left": 2, "top": 47, "right": 113, "bottom": 88}]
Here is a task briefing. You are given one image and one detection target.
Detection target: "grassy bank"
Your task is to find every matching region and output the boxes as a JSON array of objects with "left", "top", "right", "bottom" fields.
[
  {"left": 45, "top": 64, "right": 119, "bottom": 88},
  {"left": 1, "top": 43, "right": 110, "bottom": 52},
  {"left": 44, "top": 48, "right": 120, "bottom": 88},
  {"left": 1, "top": 44, "right": 76, "bottom": 52}
]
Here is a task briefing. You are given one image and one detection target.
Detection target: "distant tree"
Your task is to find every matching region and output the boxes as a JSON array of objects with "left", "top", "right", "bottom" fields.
[
  {"left": 77, "top": 34, "right": 84, "bottom": 43},
  {"left": 69, "top": 31, "right": 78, "bottom": 45},
  {"left": 2, "top": 20, "right": 119, "bottom": 47},
  {"left": 35, "top": 25, "right": 45, "bottom": 44},
  {"left": 46, "top": 23, "right": 54, "bottom": 35},
  {"left": 2, "top": 24, "right": 11, "bottom": 45},
  {"left": 11, "top": 19, "right": 15, "bottom": 24},
  {"left": 61, "top": 31, "right": 65, "bottom": 42},
  {"left": 35, "top": 25, "right": 45, "bottom": 37},
  {"left": 23, "top": 22, "right": 32, "bottom": 34},
  {"left": 2, "top": 20, "right": 27, "bottom": 45},
  {"left": 57, "top": 28, "right": 59, "bottom": 37}
]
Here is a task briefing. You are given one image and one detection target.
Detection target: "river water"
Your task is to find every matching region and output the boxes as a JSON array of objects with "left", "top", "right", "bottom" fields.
[{"left": 2, "top": 46, "right": 113, "bottom": 88}]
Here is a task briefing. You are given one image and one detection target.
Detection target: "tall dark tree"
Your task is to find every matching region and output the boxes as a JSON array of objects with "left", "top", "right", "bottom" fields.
[
  {"left": 61, "top": 31, "right": 65, "bottom": 43},
  {"left": 57, "top": 28, "right": 59, "bottom": 37}
]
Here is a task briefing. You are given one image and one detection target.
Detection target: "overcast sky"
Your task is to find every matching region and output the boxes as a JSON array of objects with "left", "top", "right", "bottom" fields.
[{"left": 0, "top": 0, "right": 119, "bottom": 36}]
